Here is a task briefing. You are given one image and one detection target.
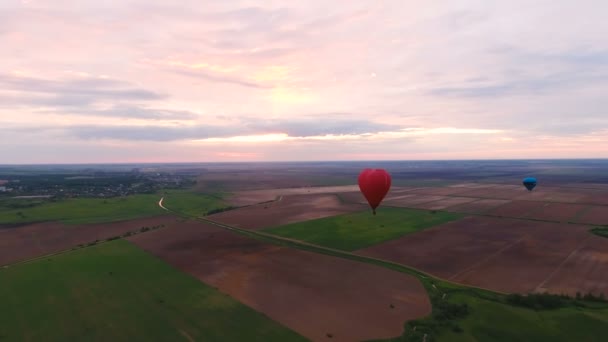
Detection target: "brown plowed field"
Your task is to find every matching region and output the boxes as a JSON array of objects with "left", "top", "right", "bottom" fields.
[
  {"left": 0, "top": 215, "right": 179, "bottom": 266},
  {"left": 451, "top": 188, "right": 525, "bottom": 199},
  {"left": 486, "top": 200, "right": 548, "bottom": 218},
  {"left": 210, "top": 194, "right": 365, "bottom": 230},
  {"left": 408, "top": 187, "right": 471, "bottom": 196},
  {"left": 410, "top": 197, "right": 478, "bottom": 210},
  {"left": 336, "top": 191, "right": 366, "bottom": 204},
  {"left": 513, "top": 191, "right": 586, "bottom": 203},
  {"left": 129, "top": 221, "right": 431, "bottom": 342},
  {"left": 360, "top": 216, "right": 524, "bottom": 280},
  {"left": 576, "top": 206, "right": 608, "bottom": 225},
  {"left": 448, "top": 183, "right": 498, "bottom": 189},
  {"left": 523, "top": 202, "right": 588, "bottom": 222},
  {"left": 445, "top": 199, "right": 511, "bottom": 214},
  {"left": 541, "top": 235, "right": 608, "bottom": 296},
  {"left": 228, "top": 185, "right": 361, "bottom": 206},
  {"left": 384, "top": 195, "right": 447, "bottom": 207},
  {"left": 360, "top": 216, "right": 603, "bottom": 295},
  {"left": 579, "top": 194, "right": 608, "bottom": 206}
]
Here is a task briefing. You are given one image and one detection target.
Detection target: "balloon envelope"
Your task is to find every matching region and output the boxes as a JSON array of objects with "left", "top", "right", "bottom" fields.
[
  {"left": 358, "top": 169, "right": 391, "bottom": 214},
  {"left": 522, "top": 177, "right": 537, "bottom": 191}
]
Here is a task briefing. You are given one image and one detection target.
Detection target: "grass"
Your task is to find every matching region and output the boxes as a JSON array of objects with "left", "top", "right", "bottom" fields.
[
  {"left": 160, "top": 190, "right": 228, "bottom": 217},
  {"left": 0, "top": 191, "right": 227, "bottom": 225},
  {"left": 0, "top": 240, "right": 307, "bottom": 342},
  {"left": 264, "top": 207, "right": 463, "bottom": 251}
]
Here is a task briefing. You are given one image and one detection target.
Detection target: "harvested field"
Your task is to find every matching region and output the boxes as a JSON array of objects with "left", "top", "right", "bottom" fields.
[
  {"left": 360, "top": 216, "right": 599, "bottom": 295},
  {"left": 513, "top": 190, "right": 586, "bottom": 203},
  {"left": 129, "top": 221, "right": 432, "bottom": 342},
  {"left": 448, "top": 183, "right": 498, "bottom": 189},
  {"left": 410, "top": 187, "right": 479, "bottom": 196},
  {"left": 336, "top": 191, "right": 366, "bottom": 204},
  {"left": 228, "top": 185, "right": 360, "bottom": 206},
  {"left": 579, "top": 194, "right": 608, "bottom": 206},
  {"left": 384, "top": 195, "right": 447, "bottom": 207},
  {"left": 445, "top": 199, "right": 511, "bottom": 214},
  {"left": 410, "top": 197, "right": 478, "bottom": 210},
  {"left": 451, "top": 188, "right": 525, "bottom": 199},
  {"left": 523, "top": 202, "right": 589, "bottom": 222},
  {"left": 486, "top": 200, "right": 548, "bottom": 218},
  {"left": 0, "top": 215, "right": 179, "bottom": 266},
  {"left": 541, "top": 235, "right": 608, "bottom": 296},
  {"left": 576, "top": 206, "right": 608, "bottom": 225},
  {"left": 210, "top": 194, "right": 365, "bottom": 230}
]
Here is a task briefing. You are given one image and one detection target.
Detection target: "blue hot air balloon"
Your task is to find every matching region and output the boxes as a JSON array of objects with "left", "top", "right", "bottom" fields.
[{"left": 522, "top": 177, "right": 537, "bottom": 191}]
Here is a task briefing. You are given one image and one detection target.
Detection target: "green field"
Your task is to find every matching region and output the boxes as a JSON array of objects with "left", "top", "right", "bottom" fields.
[
  {"left": 264, "top": 207, "right": 463, "bottom": 251},
  {"left": 0, "top": 194, "right": 165, "bottom": 225},
  {"left": 0, "top": 240, "right": 306, "bottom": 342},
  {"left": 432, "top": 292, "right": 608, "bottom": 342},
  {"left": 0, "top": 191, "right": 226, "bottom": 225},
  {"left": 161, "top": 190, "right": 228, "bottom": 217}
]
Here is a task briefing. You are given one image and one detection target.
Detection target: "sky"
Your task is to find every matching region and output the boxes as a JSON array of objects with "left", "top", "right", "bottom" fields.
[{"left": 1, "top": 0, "right": 608, "bottom": 163}]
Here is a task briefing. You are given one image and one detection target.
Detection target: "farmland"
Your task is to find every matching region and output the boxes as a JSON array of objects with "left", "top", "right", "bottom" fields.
[
  {"left": 4, "top": 160, "right": 608, "bottom": 341},
  {"left": 0, "top": 240, "right": 306, "bottom": 341},
  {"left": 129, "top": 220, "right": 432, "bottom": 341},
  {"left": 0, "top": 215, "right": 180, "bottom": 266},
  {"left": 360, "top": 216, "right": 608, "bottom": 296},
  {"left": 0, "top": 191, "right": 225, "bottom": 225},
  {"left": 264, "top": 207, "right": 463, "bottom": 251},
  {"left": 209, "top": 193, "right": 364, "bottom": 230}
]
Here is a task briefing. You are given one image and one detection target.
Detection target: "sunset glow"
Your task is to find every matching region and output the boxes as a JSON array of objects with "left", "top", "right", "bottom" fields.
[{"left": 1, "top": 0, "right": 607, "bottom": 163}]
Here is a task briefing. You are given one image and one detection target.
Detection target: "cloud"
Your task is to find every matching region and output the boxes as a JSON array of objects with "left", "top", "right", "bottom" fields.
[
  {"left": 170, "top": 69, "right": 270, "bottom": 89},
  {"left": 245, "top": 117, "right": 399, "bottom": 136},
  {"left": 43, "top": 116, "right": 405, "bottom": 141},
  {"left": 2, "top": 1, "right": 608, "bottom": 162},
  {"left": 0, "top": 73, "right": 165, "bottom": 108},
  {"left": 63, "top": 124, "right": 239, "bottom": 141},
  {"left": 52, "top": 105, "right": 200, "bottom": 120}
]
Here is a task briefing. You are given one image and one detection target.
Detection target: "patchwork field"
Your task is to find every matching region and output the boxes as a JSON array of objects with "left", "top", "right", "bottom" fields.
[
  {"left": 0, "top": 215, "right": 180, "bottom": 266},
  {"left": 333, "top": 183, "right": 608, "bottom": 226},
  {"left": 129, "top": 221, "right": 432, "bottom": 342},
  {"left": 0, "top": 240, "right": 306, "bottom": 341},
  {"left": 210, "top": 194, "right": 365, "bottom": 229},
  {"left": 360, "top": 216, "right": 608, "bottom": 296}
]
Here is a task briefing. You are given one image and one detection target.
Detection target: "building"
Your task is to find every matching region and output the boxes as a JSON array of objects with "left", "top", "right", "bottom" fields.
[{"left": 0, "top": 186, "right": 6, "bottom": 192}]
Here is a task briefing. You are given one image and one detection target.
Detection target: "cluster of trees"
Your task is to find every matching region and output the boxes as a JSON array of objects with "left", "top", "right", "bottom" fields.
[
  {"left": 75, "top": 224, "right": 166, "bottom": 248},
  {"left": 402, "top": 291, "right": 470, "bottom": 341},
  {"left": 506, "top": 292, "right": 607, "bottom": 310},
  {"left": 204, "top": 206, "right": 238, "bottom": 216}
]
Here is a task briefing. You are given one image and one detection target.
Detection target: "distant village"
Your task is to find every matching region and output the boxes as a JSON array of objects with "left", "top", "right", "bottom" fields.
[{"left": 0, "top": 169, "right": 196, "bottom": 199}]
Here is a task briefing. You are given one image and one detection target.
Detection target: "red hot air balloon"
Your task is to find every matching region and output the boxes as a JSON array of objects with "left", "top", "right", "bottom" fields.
[{"left": 358, "top": 169, "right": 392, "bottom": 215}]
